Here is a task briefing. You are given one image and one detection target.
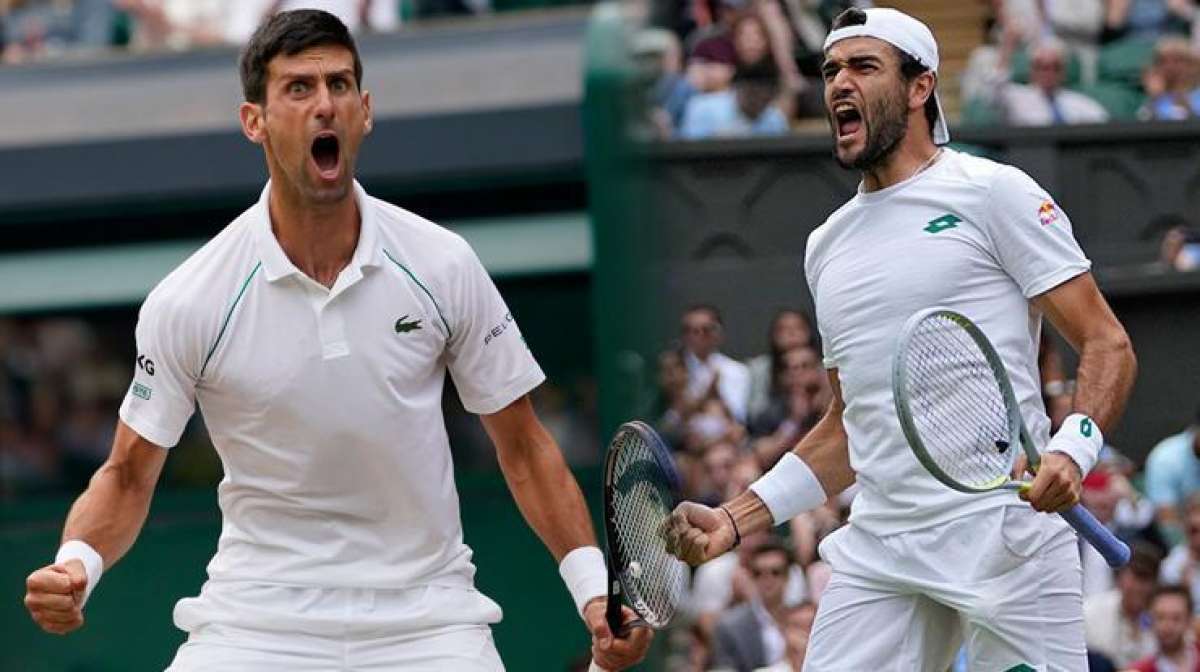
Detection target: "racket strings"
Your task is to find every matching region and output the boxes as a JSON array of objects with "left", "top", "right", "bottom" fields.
[
  {"left": 609, "top": 432, "right": 686, "bottom": 628},
  {"left": 902, "top": 314, "right": 1015, "bottom": 489}
]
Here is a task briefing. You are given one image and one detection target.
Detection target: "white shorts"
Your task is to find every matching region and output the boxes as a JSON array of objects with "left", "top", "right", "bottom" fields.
[
  {"left": 804, "top": 505, "right": 1085, "bottom": 672},
  {"left": 165, "top": 581, "right": 505, "bottom": 671}
]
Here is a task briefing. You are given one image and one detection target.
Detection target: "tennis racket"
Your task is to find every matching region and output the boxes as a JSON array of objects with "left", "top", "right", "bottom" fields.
[
  {"left": 892, "top": 307, "right": 1131, "bottom": 568},
  {"left": 588, "top": 421, "right": 688, "bottom": 672}
]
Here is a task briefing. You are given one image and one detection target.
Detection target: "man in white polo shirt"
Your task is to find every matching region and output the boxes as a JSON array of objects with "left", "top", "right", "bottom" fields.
[{"left": 22, "top": 10, "right": 649, "bottom": 671}]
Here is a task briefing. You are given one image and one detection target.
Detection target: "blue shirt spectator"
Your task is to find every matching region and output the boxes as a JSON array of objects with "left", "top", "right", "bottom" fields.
[
  {"left": 678, "top": 57, "right": 789, "bottom": 140},
  {"left": 1144, "top": 414, "right": 1200, "bottom": 543},
  {"left": 678, "top": 90, "right": 789, "bottom": 139}
]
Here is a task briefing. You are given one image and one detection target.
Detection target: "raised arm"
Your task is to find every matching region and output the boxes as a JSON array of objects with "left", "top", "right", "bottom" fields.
[
  {"left": 667, "top": 370, "right": 853, "bottom": 566},
  {"left": 480, "top": 395, "right": 650, "bottom": 671},
  {"left": 25, "top": 420, "right": 167, "bottom": 634}
]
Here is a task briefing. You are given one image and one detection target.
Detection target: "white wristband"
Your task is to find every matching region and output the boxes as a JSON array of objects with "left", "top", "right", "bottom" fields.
[
  {"left": 55, "top": 539, "right": 104, "bottom": 607},
  {"left": 1045, "top": 413, "right": 1104, "bottom": 476},
  {"left": 559, "top": 545, "right": 607, "bottom": 618},
  {"left": 748, "top": 452, "right": 828, "bottom": 525}
]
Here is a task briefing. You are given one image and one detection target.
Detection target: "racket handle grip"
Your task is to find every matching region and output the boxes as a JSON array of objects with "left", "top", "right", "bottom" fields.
[
  {"left": 1060, "top": 504, "right": 1131, "bottom": 568},
  {"left": 587, "top": 662, "right": 609, "bottom": 672}
]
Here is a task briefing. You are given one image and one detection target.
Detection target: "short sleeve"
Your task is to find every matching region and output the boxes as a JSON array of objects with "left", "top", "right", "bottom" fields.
[
  {"left": 984, "top": 166, "right": 1091, "bottom": 298},
  {"left": 117, "top": 293, "right": 200, "bottom": 448},
  {"left": 445, "top": 243, "right": 546, "bottom": 415}
]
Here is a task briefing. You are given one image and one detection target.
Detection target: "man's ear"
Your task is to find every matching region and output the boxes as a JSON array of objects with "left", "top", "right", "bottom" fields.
[
  {"left": 909, "top": 71, "right": 936, "bottom": 112},
  {"left": 239, "top": 102, "right": 266, "bottom": 144},
  {"left": 362, "top": 90, "right": 373, "bottom": 135}
]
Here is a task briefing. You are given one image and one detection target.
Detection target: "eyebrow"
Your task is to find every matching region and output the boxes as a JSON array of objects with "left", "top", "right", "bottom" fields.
[{"left": 277, "top": 67, "right": 355, "bottom": 82}]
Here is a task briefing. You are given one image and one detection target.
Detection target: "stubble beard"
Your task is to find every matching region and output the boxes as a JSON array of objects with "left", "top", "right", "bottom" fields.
[{"left": 832, "top": 85, "right": 910, "bottom": 172}]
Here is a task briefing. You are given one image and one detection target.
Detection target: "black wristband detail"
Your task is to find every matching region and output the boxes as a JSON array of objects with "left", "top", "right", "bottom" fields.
[{"left": 720, "top": 505, "right": 741, "bottom": 549}]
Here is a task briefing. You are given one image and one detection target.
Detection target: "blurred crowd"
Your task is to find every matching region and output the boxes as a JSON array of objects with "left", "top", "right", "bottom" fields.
[
  {"left": 0, "top": 313, "right": 600, "bottom": 501},
  {"left": 636, "top": 0, "right": 1200, "bottom": 141},
  {"left": 638, "top": 0, "right": 867, "bottom": 140},
  {"left": 0, "top": 0, "right": 559, "bottom": 64},
  {"left": 961, "top": 0, "right": 1200, "bottom": 126},
  {"left": 654, "top": 304, "right": 1200, "bottom": 672}
]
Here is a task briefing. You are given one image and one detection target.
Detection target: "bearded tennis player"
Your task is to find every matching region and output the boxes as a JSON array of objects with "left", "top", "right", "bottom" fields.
[
  {"left": 665, "top": 8, "right": 1136, "bottom": 670},
  {"left": 22, "top": 10, "right": 649, "bottom": 671}
]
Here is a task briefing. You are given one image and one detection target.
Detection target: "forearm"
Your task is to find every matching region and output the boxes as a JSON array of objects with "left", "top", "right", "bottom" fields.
[
  {"left": 1071, "top": 329, "right": 1136, "bottom": 434},
  {"left": 62, "top": 459, "right": 156, "bottom": 569},
  {"left": 497, "top": 424, "right": 597, "bottom": 561},
  {"left": 724, "top": 409, "right": 853, "bottom": 538}
]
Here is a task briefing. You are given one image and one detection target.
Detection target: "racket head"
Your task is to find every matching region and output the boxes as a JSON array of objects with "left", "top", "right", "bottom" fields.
[
  {"left": 601, "top": 420, "right": 687, "bottom": 629},
  {"left": 892, "top": 308, "right": 1024, "bottom": 494}
]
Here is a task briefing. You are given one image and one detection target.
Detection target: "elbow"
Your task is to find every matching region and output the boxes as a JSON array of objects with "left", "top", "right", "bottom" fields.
[{"left": 93, "top": 457, "right": 156, "bottom": 497}]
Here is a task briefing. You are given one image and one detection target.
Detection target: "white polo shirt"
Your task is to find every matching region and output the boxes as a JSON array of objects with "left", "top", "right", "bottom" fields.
[{"left": 119, "top": 181, "right": 545, "bottom": 592}]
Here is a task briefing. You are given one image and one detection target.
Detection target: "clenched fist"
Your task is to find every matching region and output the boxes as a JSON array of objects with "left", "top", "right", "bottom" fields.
[
  {"left": 25, "top": 560, "right": 87, "bottom": 635},
  {"left": 663, "top": 501, "right": 737, "bottom": 566}
]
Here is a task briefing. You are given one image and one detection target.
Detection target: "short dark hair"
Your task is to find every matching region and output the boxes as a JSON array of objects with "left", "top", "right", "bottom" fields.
[
  {"left": 1122, "top": 542, "right": 1163, "bottom": 580},
  {"left": 734, "top": 57, "right": 780, "bottom": 87},
  {"left": 239, "top": 10, "right": 363, "bottom": 105},
  {"left": 751, "top": 537, "right": 795, "bottom": 565},
  {"left": 1152, "top": 584, "right": 1194, "bottom": 615},
  {"left": 829, "top": 8, "right": 940, "bottom": 140},
  {"left": 684, "top": 304, "right": 723, "bottom": 326}
]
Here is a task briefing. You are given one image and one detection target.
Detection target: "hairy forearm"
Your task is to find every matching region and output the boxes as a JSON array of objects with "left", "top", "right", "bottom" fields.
[
  {"left": 62, "top": 459, "right": 156, "bottom": 569},
  {"left": 1071, "top": 329, "right": 1137, "bottom": 434},
  {"left": 724, "top": 408, "right": 854, "bottom": 538},
  {"left": 497, "top": 425, "right": 598, "bottom": 561}
]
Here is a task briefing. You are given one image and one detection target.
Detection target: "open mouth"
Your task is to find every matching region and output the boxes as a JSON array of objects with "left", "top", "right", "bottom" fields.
[
  {"left": 834, "top": 104, "right": 863, "bottom": 140},
  {"left": 311, "top": 133, "right": 341, "bottom": 179}
]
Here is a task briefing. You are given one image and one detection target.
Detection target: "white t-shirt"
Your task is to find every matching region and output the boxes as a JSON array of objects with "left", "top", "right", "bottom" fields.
[
  {"left": 119, "top": 181, "right": 545, "bottom": 593},
  {"left": 805, "top": 149, "right": 1091, "bottom": 536}
]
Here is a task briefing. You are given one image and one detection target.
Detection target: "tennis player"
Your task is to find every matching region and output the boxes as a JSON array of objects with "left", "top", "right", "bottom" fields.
[
  {"left": 22, "top": 10, "right": 649, "bottom": 671},
  {"left": 666, "top": 8, "right": 1137, "bottom": 670}
]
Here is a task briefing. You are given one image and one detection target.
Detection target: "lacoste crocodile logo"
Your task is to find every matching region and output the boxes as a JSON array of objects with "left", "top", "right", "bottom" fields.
[{"left": 394, "top": 315, "right": 423, "bottom": 334}]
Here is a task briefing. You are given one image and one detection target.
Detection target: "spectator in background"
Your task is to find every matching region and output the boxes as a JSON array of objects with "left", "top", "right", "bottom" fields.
[
  {"left": 1080, "top": 463, "right": 1158, "bottom": 596},
  {"left": 654, "top": 348, "right": 702, "bottom": 449},
  {"left": 1129, "top": 585, "right": 1200, "bottom": 672},
  {"left": 679, "top": 305, "right": 752, "bottom": 423},
  {"left": 711, "top": 539, "right": 800, "bottom": 672},
  {"left": 1160, "top": 223, "right": 1200, "bottom": 271},
  {"left": 746, "top": 309, "right": 813, "bottom": 423},
  {"left": 115, "top": 0, "right": 227, "bottom": 51},
  {"left": 752, "top": 600, "right": 816, "bottom": 672},
  {"left": 1104, "top": 0, "right": 1195, "bottom": 43},
  {"left": 1084, "top": 543, "right": 1162, "bottom": 667},
  {"left": 990, "top": 39, "right": 1110, "bottom": 125},
  {"left": 749, "top": 345, "right": 829, "bottom": 467},
  {"left": 1145, "top": 407, "right": 1200, "bottom": 545},
  {"left": 1160, "top": 494, "right": 1200, "bottom": 612},
  {"left": 1140, "top": 37, "right": 1200, "bottom": 120},
  {"left": 1, "top": 0, "right": 116, "bottom": 63},
  {"left": 679, "top": 56, "right": 789, "bottom": 139},
  {"left": 223, "top": 0, "right": 399, "bottom": 45},
  {"left": 689, "top": 530, "right": 808, "bottom": 645}
]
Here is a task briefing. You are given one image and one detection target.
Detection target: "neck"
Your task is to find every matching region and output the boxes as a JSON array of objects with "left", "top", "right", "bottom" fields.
[
  {"left": 268, "top": 180, "right": 360, "bottom": 288},
  {"left": 861, "top": 137, "right": 940, "bottom": 192}
]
